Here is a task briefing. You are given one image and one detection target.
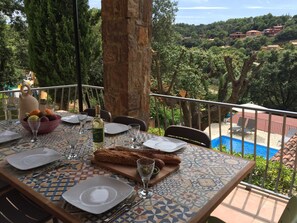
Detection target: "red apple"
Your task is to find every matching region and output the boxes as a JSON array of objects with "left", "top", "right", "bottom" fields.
[{"left": 40, "top": 116, "right": 49, "bottom": 122}]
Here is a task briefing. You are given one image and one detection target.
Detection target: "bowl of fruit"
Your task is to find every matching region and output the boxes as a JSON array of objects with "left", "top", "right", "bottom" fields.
[{"left": 21, "top": 109, "right": 61, "bottom": 134}]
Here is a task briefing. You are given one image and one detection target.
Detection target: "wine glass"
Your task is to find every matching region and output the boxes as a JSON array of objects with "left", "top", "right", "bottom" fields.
[
  {"left": 137, "top": 158, "right": 155, "bottom": 198},
  {"left": 2, "top": 98, "right": 8, "bottom": 122},
  {"left": 65, "top": 129, "right": 79, "bottom": 160},
  {"left": 6, "top": 96, "right": 19, "bottom": 125},
  {"left": 78, "top": 112, "right": 88, "bottom": 134},
  {"left": 128, "top": 123, "right": 140, "bottom": 148},
  {"left": 27, "top": 117, "right": 41, "bottom": 143}
]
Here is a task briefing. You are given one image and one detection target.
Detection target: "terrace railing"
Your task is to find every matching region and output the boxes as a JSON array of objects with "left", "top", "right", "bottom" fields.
[
  {"left": 1, "top": 85, "right": 297, "bottom": 198},
  {"left": 150, "top": 93, "right": 297, "bottom": 199},
  {"left": 0, "top": 84, "right": 104, "bottom": 116}
]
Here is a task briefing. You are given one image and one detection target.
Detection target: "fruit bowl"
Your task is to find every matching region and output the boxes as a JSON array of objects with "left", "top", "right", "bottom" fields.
[{"left": 21, "top": 115, "right": 62, "bottom": 134}]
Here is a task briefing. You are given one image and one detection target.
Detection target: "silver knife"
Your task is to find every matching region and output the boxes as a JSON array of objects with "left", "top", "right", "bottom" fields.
[{"left": 32, "top": 162, "right": 68, "bottom": 178}]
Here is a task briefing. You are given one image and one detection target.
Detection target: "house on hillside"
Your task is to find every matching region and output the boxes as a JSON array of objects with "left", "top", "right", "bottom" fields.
[
  {"left": 273, "top": 25, "right": 283, "bottom": 33},
  {"left": 263, "top": 25, "right": 283, "bottom": 37},
  {"left": 246, "top": 30, "right": 262, "bottom": 37},
  {"left": 290, "top": 40, "right": 297, "bottom": 47},
  {"left": 229, "top": 32, "right": 246, "bottom": 39},
  {"left": 261, "top": 44, "right": 282, "bottom": 51},
  {"left": 182, "top": 36, "right": 192, "bottom": 40}
]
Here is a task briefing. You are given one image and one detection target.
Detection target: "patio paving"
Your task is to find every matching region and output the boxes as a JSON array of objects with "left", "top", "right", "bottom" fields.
[{"left": 211, "top": 184, "right": 288, "bottom": 223}]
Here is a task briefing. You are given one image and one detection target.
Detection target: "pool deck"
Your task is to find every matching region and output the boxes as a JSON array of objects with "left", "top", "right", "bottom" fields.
[{"left": 205, "top": 122, "right": 282, "bottom": 150}]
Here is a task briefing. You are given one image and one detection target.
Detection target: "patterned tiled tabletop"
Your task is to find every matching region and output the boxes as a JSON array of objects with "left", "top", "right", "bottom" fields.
[{"left": 0, "top": 114, "right": 255, "bottom": 223}]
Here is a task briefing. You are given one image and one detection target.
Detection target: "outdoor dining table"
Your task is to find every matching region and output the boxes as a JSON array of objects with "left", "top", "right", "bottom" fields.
[{"left": 0, "top": 112, "right": 255, "bottom": 223}]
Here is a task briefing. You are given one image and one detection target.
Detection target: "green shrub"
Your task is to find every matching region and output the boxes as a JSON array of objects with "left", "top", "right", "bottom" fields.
[
  {"left": 150, "top": 98, "right": 182, "bottom": 128},
  {"left": 148, "top": 127, "right": 164, "bottom": 136}
]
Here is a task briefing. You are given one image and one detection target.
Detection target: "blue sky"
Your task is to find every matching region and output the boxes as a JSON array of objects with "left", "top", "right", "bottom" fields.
[{"left": 88, "top": 0, "right": 297, "bottom": 25}]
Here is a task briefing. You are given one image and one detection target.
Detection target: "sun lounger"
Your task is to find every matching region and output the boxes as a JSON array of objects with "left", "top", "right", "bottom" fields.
[
  {"left": 242, "top": 119, "right": 256, "bottom": 134},
  {"left": 229, "top": 117, "right": 246, "bottom": 133}
]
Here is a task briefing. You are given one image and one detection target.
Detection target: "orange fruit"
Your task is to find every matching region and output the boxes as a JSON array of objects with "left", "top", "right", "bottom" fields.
[
  {"left": 45, "top": 108, "right": 54, "bottom": 115},
  {"left": 29, "top": 109, "right": 40, "bottom": 116}
]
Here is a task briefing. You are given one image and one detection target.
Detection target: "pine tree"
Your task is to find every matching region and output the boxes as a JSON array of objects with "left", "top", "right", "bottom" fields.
[
  {"left": 24, "top": 0, "right": 92, "bottom": 87},
  {"left": 0, "top": 18, "right": 16, "bottom": 88},
  {"left": 0, "top": 0, "right": 26, "bottom": 89}
]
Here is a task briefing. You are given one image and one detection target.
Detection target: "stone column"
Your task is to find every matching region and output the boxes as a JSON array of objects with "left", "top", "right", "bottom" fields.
[{"left": 102, "top": 0, "right": 152, "bottom": 124}]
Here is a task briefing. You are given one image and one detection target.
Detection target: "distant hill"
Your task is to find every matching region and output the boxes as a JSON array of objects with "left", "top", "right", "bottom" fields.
[{"left": 174, "top": 13, "right": 297, "bottom": 49}]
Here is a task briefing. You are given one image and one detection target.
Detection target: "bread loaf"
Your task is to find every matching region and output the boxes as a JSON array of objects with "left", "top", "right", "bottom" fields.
[
  {"left": 108, "top": 146, "right": 181, "bottom": 165},
  {"left": 94, "top": 149, "right": 166, "bottom": 169}
]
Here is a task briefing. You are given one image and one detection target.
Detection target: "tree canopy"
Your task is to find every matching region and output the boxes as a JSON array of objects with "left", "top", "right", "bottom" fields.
[
  {"left": 247, "top": 49, "right": 297, "bottom": 111},
  {"left": 0, "top": 0, "right": 26, "bottom": 89},
  {"left": 24, "top": 0, "right": 93, "bottom": 87}
]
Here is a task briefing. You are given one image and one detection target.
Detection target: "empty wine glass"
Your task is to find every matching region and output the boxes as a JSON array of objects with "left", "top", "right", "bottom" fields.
[
  {"left": 137, "top": 158, "right": 155, "bottom": 198},
  {"left": 5, "top": 96, "right": 19, "bottom": 125},
  {"left": 28, "top": 117, "right": 40, "bottom": 143},
  {"left": 78, "top": 112, "right": 88, "bottom": 134},
  {"left": 65, "top": 129, "right": 79, "bottom": 160},
  {"left": 128, "top": 123, "right": 140, "bottom": 148},
  {"left": 2, "top": 98, "right": 8, "bottom": 121}
]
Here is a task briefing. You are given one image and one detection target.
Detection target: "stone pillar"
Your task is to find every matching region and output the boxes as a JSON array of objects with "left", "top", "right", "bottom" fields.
[{"left": 102, "top": 0, "right": 152, "bottom": 124}]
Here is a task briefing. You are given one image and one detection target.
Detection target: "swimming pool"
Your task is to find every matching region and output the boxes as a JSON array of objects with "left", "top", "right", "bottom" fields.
[{"left": 211, "top": 136, "right": 278, "bottom": 159}]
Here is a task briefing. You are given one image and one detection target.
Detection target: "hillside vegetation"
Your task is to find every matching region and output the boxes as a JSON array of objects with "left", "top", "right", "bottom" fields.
[{"left": 174, "top": 13, "right": 297, "bottom": 49}]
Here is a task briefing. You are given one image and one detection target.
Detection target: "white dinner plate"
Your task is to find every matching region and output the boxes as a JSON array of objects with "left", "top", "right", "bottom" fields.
[
  {"left": 62, "top": 176, "right": 133, "bottom": 214},
  {"left": 6, "top": 148, "right": 61, "bottom": 170},
  {"left": 104, "top": 123, "right": 130, "bottom": 135},
  {"left": 143, "top": 137, "right": 187, "bottom": 153},
  {"left": 0, "top": 130, "right": 22, "bottom": 144},
  {"left": 61, "top": 115, "right": 93, "bottom": 124}
]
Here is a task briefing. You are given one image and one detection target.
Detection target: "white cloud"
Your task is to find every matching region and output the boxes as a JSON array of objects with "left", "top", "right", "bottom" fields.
[
  {"left": 179, "top": 6, "right": 228, "bottom": 10},
  {"left": 246, "top": 6, "right": 264, "bottom": 9},
  {"left": 182, "top": 0, "right": 209, "bottom": 3},
  {"left": 177, "top": 15, "right": 208, "bottom": 19}
]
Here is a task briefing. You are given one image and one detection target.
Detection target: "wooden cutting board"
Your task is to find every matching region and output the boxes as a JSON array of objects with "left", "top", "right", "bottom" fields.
[{"left": 91, "top": 159, "right": 179, "bottom": 186}]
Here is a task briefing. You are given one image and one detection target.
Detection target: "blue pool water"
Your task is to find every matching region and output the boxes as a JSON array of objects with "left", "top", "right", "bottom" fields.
[{"left": 211, "top": 136, "right": 278, "bottom": 159}]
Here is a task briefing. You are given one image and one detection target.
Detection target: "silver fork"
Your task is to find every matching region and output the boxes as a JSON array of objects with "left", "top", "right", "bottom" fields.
[
  {"left": 104, "top": 192, "right": 140, "bottom": 223},
  {"left": 32, "top": 161, "right": 68, "bottom": 178}
]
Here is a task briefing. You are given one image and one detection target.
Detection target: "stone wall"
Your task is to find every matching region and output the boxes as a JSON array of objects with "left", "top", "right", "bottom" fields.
[{"left": 102, "top": 0, "right": 152, "bottom": 124}]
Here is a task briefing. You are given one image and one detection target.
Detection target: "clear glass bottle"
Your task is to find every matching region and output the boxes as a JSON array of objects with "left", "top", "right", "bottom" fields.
[
  {"left": 39, "top": 99, "right": 47, "bottom": 112},
  {"left": 92, "top": 105, "right": 104, "bottom": 151}
]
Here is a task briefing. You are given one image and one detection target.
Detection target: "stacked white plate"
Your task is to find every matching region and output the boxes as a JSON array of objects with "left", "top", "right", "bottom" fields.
[
  {"left": 104, "top": 123, "right": 130, "bottom": 135},
  {"left": 62, "top": 176, "right": 133, "bottom": 214},
  {"left": 0, "top": 130, "right": 22, "bottom": 144},
  {"left": 6, "top": 148, "right": 61, "bottom": 170},
  {"left": 143, "top": 136, "right": 187, "bottom": 153}
]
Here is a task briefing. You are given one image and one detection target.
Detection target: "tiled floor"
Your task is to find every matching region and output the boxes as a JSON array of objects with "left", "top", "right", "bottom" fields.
[{"left": 211, "top": 184, "right": 288, "bottom": 223}]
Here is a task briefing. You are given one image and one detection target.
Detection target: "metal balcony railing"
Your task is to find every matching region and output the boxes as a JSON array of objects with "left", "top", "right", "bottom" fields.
[
  {"left": 150, "top": 93, "right": 297, "bottom": 199},
  {"left": 0, "top": 84, "right": 104, "bottom": 114},
  {"left": 1, "top": 85, "right": 297, "bottom": 198}
]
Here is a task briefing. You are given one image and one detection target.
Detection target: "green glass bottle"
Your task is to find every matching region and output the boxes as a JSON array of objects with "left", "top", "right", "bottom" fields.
[{"left": 92, "top": 105, "right": 104, "bottom": 151}]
